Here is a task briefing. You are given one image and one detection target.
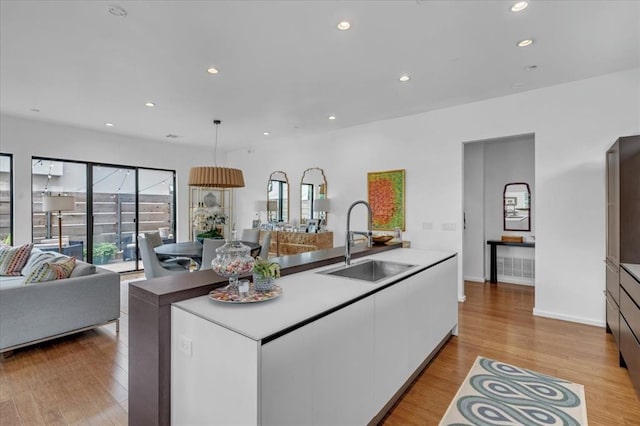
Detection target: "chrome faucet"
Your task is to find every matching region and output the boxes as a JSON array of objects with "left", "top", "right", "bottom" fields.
[{"left": 345, "top": 200, "right": 373, "bottom": 265}]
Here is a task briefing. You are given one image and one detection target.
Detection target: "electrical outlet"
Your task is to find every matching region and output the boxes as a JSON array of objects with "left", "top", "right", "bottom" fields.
[
  {"left": 442, "top": 222, "right": 457, "bottom": 231},
  {"left": 179, "top": 335, "right": 192, "bottom": 357},
  {"left": 422, "top": 222, "right": 433, "bottom": 230}
]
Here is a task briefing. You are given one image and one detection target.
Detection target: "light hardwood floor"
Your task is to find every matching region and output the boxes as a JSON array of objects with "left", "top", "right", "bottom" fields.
[{"left": 1, "top": 280, "right": 638, "bottom": 425}]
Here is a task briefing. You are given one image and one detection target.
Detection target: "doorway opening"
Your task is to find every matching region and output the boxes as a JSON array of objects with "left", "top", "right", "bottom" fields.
[{"left": 462, "top": 133, "right": 535, "bottom": 285}]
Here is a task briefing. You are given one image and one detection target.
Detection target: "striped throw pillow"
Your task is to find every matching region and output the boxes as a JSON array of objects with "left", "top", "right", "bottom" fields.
[
  {"left": 23, "top": 257, "right": 76, "bottom": 284},
  {"left": 0, "top": 243, "right": 34, "bottom": 276}
]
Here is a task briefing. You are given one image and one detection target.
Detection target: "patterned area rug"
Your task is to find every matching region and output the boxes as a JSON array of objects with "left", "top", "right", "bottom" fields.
[{"left": 440, "top": 356, "right": 588, "bottom": 425}]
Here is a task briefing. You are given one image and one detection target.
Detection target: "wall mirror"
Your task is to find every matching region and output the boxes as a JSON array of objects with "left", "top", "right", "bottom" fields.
[
  {"left": 267, "top": 171, "right": 289, "bottom": 223},
  {"left": 300, "top": 167, "right": 328, "bottom": 225},
  {"left": 503, "top": 182, "right": 531, "bottom": 231}
]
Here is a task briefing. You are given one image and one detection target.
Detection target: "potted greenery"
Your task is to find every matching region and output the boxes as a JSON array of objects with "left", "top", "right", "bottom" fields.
[
  {"left": 252, "top": 256, "right": 280, "bottom": 292},
  {"left": 93, "top": 242, "right": 118, "bottom": 265},
  {"left": 196, "top": 226, "right": 224, "bottom": 243}
]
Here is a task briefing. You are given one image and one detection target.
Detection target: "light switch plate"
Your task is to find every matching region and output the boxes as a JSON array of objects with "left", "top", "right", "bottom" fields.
[{"left": 442, "top": 223, "right": 456, "bottom": 231}]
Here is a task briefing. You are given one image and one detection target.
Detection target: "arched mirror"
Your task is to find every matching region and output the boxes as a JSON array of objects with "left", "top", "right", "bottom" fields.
[
  {"left": 503, "top": 182, "right": 531, "bottom": 231},
  {"left": 267, "top": 171, "right": 289, "bottom": 223},
  {"left": 300, "top": 167, "right": 328, "bottom": 225}
]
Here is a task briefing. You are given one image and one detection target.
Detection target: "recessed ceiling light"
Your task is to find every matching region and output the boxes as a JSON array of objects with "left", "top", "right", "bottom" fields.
[
  {"left": 165, "top": 134, "right": 179, "bottom": 139},
  {"left": 511, "top": 1, "right": 528, "bottom": 12},
  {"left": 524, "top": 64, "right": 538, "bottom": 71},
  {"left": 517, "top": 39, "right": 534, "bottom": 47},
  {"left": 328, "top": 116, "right": 336, "bottom": 120},
  {"left": 107, "top": 5, "right": 127, "bottom": 17},
  {"left": 207, "top": 67, "right": 219, "bottom": 75},
  {"left": 399, "top": 75, "right": 411, "bottom": 82},
  {"left": 145, "top": 102, "right": 155, "bottom": 107},
  {"left": 105, "top": 122, "right": 114, "bottom": 127},
  {"left": 263, "top": 132, "right": 270, "bottom": 136},
  {"left": 337, "top": 21, "right": 351, "bottom": 31},
  {"left": 30, "top": 108, "right": 40, "bottom": 112}
]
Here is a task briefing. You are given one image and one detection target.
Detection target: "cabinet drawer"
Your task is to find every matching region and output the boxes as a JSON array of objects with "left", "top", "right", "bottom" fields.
[
  {"left": 619, "top": 316, "right": 640, "bottom": 396},
  {"left": 621, "top": 267, "right": 640, "bottom": 306},
  {"left": 620, "top": 287, "right": 640, "bottom": 343},
  {"left": 606, "top": 261, "right": 620, "bottom": 305},
  {"left": 606, "top": 292, "right": 620, "bottom": 346}
]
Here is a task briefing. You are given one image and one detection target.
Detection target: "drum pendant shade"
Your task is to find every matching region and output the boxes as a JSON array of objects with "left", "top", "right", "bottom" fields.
[
  {"left": 188, "top": 166, "right": 245, "bottom": 188},
  {"left": 188, "top": 119, "right": 245, "bottom": 188}
]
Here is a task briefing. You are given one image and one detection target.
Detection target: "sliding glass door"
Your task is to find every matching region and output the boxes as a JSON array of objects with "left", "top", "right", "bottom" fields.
[
  {"left": 0, "top": 154, "right": 13, "bottom": 244},
  {"left": 32, "top": 157, "right": 176, "bottom": 273},
  {"left": 32, "top": 159, "right": 87, "bottom": 259},
  {"left": 91, "top": 165, "right": 136, "bottom": 271}
]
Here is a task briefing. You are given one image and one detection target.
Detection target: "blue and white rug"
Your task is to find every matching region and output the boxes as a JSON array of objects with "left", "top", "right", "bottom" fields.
[{"left": 439, "top": 356, "right": 587, "bottom": 425}]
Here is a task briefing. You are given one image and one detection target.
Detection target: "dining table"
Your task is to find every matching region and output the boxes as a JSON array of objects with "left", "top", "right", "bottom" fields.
[{"left": 154, "top": 240, "right": 261, "bottom": 266}]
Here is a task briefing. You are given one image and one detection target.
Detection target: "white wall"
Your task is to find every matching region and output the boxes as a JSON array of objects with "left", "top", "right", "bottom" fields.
[
  {"left": 2, "top": 69, "right": 638, "bottom": 326},
  {"left": 0, "top": 115, "right": 211, "bottom": 244},
  {"left": 228, "top": 68, "right": 640, "bottom": 327},
  {"left": 462, "top": 142, "right": 485, "bottom": 282}
]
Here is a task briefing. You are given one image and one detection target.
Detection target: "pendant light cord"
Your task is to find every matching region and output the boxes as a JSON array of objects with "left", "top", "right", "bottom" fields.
[{"left": 213, "top": 119, "right": 220, "bottom": 167}]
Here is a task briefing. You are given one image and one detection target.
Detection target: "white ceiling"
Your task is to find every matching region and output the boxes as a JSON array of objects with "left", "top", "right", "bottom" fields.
[{"left": 1, "top": 1, "right": 639, "bottom": 151}]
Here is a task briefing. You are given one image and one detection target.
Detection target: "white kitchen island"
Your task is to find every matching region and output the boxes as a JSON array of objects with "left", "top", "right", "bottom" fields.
[{"left": 171, "top": 248, "right": 458, "bottom": 425}]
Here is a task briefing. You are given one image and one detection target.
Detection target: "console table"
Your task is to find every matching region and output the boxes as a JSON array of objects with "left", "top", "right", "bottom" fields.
[
  {"left": 486, "top": 240, "right": 535, "bottom": 284},
  {"left": 259, "top": 230, "right": 333, "bottom": 256}
]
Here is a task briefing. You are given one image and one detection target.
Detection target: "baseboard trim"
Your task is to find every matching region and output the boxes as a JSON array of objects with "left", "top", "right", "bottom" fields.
[
  {"left": 458, "top": 295, "right": 467, "bottom": 302},
  {"left": 533, "top": 308, "right": 605, "bottom": 328},
  {"left": 463, "top": 276, "right": 485, "bottom": 283},
  {"left": 498, "top": 276, "right": 535, "bottom": 286}
]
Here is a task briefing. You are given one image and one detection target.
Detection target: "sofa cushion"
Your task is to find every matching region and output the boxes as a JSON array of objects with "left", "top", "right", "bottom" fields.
[
  {"left": 23, "top": 257, "right": 76, "bottom": 284},
  {"left": 0, "top": 243, "right": 34, "bottom": 276},
  {"left": 21, "top": 249, "right": 56, "bottom": 275},
  {"left": 69, "top": 261, "right": 96, "bottom": 277}
]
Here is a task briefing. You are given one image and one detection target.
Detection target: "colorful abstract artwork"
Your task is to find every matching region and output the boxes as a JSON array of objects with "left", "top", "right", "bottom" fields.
[{"left": 367, "top": 169, "right": 405, "bottom": 231}]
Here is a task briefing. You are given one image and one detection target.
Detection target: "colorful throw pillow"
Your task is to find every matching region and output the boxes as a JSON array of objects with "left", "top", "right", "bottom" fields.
[
  {"left": 23, "top": 257, "right": 76, "bottom": 284},
  {"left": 0, "top": 243, "right": 34, "bottom": 276}
]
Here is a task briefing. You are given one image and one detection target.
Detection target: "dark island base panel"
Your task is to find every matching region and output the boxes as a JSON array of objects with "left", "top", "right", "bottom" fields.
[{"left": 128, "top": 243, "right": 402, "bottom": 426}]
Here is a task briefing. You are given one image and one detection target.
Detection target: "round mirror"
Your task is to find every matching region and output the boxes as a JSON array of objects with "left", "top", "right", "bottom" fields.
[
  {"left": 503, "top": 182, "right": 531, "bottom": 231},
  {"left": 267, "top": 171, "right": 289, "bottom": 223},
  {"left": 300, "top": 167, "right": 328, "bottom": 226}
]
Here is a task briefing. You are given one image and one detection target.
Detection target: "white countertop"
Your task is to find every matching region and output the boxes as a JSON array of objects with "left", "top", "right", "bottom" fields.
[
  {"left": 173, "top": 248, "right": 456, "bottom": 341},
  {"left": 622, "top": 263, "right": 640, "bottom": 282}
]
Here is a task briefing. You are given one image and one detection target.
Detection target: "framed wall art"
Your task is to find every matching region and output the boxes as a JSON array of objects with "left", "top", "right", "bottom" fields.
[{"left": 367, "top": 169, "right": 405, "bottom": 231}]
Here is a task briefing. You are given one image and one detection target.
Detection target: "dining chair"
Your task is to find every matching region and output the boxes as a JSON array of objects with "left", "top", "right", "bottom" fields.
[
  {"left": 138, "top": 234, "right": 190, "bottom": 280},
  {"left": 241, "top": 228, "right": 260, "bottom": 244},
  {"left": 144, "top": 231, "right": 191, "bottom": 267},
  {"left": 200, "top": 238, "right": 226, "bottom": 270},
  {"left": 259, "top": 232, "right": 271, "bottom": 259}
]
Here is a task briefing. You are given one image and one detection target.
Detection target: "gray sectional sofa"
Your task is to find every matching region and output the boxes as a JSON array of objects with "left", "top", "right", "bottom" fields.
[{"left": 0, "top": 248, "right": 120, "bottom": 353}]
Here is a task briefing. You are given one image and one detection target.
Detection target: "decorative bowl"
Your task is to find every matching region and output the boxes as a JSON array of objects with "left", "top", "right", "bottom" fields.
[{"left": 372, "top": 235, "right": 393, "bottom": 245}]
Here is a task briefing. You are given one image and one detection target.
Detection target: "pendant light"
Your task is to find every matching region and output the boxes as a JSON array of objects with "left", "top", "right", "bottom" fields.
[{"left": 188, "top": 119, "right": 245, "bottom": 188}]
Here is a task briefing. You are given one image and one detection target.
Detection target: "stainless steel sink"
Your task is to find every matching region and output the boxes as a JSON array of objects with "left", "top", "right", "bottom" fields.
[{"left": 320, "top": 260, "right": 416, "bottom": 283}]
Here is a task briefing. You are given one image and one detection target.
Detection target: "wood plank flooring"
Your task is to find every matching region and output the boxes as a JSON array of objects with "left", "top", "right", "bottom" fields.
[
  {"left": 382, "top": 282, "right": 640, "bottom": 425},
  {"left": 1, "top": 280, "right": 638, "bottom": 425}
]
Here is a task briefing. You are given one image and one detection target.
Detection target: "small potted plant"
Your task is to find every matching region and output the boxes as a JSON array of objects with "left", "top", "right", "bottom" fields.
[
  {"left": 93, "top": 242, "right": 118, "bottom": 265},
  {"left": 252, "top": 256, "right": 280, "bottom": 292}
]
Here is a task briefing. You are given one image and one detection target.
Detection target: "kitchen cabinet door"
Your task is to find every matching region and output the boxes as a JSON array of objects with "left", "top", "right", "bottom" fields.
[
  {"left": 261, "top": 324, "right": 313, "bottom": 426},
  {"left": 374, "top": 279, "right": 410, "bottom": 408},
  {"left": 311, "top": 297, "right": 375, "bottom": 425},
  {"left": 406, "top": 257, "right": 458, "bottom": 370}
]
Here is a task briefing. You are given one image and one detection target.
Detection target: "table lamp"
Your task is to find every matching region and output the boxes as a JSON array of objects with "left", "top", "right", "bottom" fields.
[
  {"left": 314, "top": 198, "right": 331, "bottom": 230},
  {"left": 42, "top": 195, "right": 75, "bottom": 253}
]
